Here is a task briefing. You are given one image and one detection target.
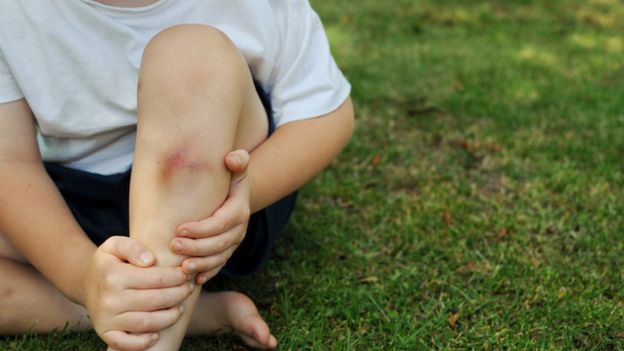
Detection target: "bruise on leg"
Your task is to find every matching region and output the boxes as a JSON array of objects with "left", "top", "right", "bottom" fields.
[{"left": 159, "top": 147, "right": 208, "bottom": 182}]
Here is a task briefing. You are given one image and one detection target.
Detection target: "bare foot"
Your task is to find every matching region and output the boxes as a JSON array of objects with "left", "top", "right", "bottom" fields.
[{"left": 189, "top": 291, "right": 277, "bottom": 349}]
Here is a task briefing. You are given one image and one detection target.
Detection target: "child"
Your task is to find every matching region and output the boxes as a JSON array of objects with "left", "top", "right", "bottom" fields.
[{"left": 0, "top": 0, "right": 353, "bottom": 350}]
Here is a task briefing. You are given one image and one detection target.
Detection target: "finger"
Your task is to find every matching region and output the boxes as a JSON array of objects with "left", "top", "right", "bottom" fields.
[
  {"left": 100, "top": 236, "right": 155, "bottom": 267},
  {"left": 196, "top": 266, "right": 223, "bottom": 285},
  {"left": 121, "top": 282, "right": 195, "bottom": 312},
  {"left": 176, "top": 217, "right": 229, "bottom": 239},
  {"left": 121, "top": 265, "right": 189, "bottom": 289},
  {"left": 182, "top": 249, "right": 233, "bottom": 275},
  {"left": 172, "top": 226, "right": 243, "bottom": 258},
  {"left": 176, "top": 204, "right": 244, "bottom": 239},
  {"left": 102, "top": 330, "right": 159, "bottom": 351},
  {"left": 115, "top": 306, "right": 184, "bottom": 333},
  {"left": 224, "top": 149, "right": 249, "bottom": 175}
]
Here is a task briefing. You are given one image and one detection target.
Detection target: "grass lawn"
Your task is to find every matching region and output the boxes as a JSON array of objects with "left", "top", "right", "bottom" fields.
[{"left": 2, "top": 0, "right": 623, "bottom": 349}]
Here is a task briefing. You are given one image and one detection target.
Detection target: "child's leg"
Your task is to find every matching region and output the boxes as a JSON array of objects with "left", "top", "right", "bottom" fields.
[
  {"left": 1, "top": 234, "right": 274, "bottom": 348},
  {"left": 0, "top": 237, "right": 89, "bottom": 334},
  {"left": 128, "top": 24, "right": 269, "bottom": 350}
]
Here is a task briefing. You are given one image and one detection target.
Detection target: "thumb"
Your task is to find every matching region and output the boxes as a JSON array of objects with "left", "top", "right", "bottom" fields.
[
  {"left": 225, "top": 149, "right": 249, "bottom": 184},
  {"left": 100, "top": 236, "right": 155, "bottom": 267}
]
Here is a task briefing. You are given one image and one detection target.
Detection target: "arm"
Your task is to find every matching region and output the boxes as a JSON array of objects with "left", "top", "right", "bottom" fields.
[
  {"left": 248, "top": 97, "right": 355, "bottom": 212},
  {"left": 0, "top": 99, "right": 94, "bottom": 304}
]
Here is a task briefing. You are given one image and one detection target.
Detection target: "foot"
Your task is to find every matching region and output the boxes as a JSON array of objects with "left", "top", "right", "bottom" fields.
[{"left": 189, "top": 291, "right": 277, "bottom": 349}]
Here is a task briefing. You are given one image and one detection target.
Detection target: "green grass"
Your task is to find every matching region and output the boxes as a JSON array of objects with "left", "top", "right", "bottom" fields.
[{"left": 2, "top": 0, "right": 623, "bottom": 349}]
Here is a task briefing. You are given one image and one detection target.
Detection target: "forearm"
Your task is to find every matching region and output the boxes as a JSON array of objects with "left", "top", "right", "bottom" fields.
[
  {"left": 0, "top": 161, "right": 95, "bottom": 304},
  {"left": 248, "top": 97, "right": 354, "bottom": 212}
]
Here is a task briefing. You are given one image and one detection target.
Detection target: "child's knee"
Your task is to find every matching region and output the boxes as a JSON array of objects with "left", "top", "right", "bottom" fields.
[
  {"left": 139, "top": 24, "right": 248, "bottom": 94},
  {"left": 145, "top": 24, "right": 237, "bottom": 56}
]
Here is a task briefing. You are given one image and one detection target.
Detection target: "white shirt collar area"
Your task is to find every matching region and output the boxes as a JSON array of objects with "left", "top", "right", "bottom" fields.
[{"left": 79, "top": 0, "right": 174, "bottom": 15}]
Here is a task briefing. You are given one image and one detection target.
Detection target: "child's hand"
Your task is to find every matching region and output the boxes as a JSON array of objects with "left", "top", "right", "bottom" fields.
[
  {"left": 84, "top": 236, "right": 194, "bottom": 351},
  {"left": 171, "top": 149, "right": 251, "bottom": 285}
]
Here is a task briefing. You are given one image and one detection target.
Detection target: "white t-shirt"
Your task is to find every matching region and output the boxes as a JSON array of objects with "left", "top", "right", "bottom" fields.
[{"left": 0, "top": 0, "right": 351, "bottom": 174}]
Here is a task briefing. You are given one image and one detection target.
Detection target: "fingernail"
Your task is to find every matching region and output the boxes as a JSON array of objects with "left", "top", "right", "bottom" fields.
[
  {"left": 200, "top": 275, "right": 208, "bottom": 284},
  {"left": 186, "top": 262, "right": 196, "bottom": 271},
  {"left": 139, "top": 251, "right": 153, "bottom": 264},
  {"left": 172, "top": 240, "right": 183, "bottom": 251},
  {"left": 178, "top": 229, "right": 190, "bottom": 237},
  {"left": 229, "top": 154, "right": 243, "bottom": 166},
  {"left": 151, "top": 333, "right": 159, "bottom": 342}
]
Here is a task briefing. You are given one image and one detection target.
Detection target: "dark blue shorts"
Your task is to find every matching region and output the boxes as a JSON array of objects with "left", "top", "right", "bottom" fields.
[{"left": 44, "top": 81, "right": 296, "bottom": 278}]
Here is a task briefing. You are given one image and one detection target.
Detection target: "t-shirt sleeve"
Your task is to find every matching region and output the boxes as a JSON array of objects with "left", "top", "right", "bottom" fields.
[
  {"left": 269, "top": 0, "right": 351, "bottom": 127},
  {"left": 0, "top": 49, "right": 24, "bottom": 104}
]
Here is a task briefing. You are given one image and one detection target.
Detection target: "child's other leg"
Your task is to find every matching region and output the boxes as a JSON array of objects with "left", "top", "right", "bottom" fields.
[
  {"left": 0, "top": 231, "right": 275, "bottom": 347},
  {"left": 0, "top": 232, "right": 89, "bottom": 334},
  {"left": 130, "top": 24, "right": 272, "bottom": 350}
]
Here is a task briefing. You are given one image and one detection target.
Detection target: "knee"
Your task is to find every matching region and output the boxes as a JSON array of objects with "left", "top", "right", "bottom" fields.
[
  {"left": 0, "top": 268, "right": 18, "bottom": 334},
  {"left": 0, "top": 282, "right": 16, "bottom": 304},
  {"left": 143, "top": 24, "right": 241, "bottom": 64},
  {"left": 139, "top": 24, "right": 248, "bottom": 93}
]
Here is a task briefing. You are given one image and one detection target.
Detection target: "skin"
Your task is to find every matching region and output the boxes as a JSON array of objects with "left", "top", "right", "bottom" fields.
[
  {"left": 0, "top": 12, "right": 354, "bottom": 351},
  {"left": 125, "top": 24, "right": 271, "bottom": 350}
]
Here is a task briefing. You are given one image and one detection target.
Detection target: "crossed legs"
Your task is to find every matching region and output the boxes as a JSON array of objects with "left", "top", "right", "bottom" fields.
[{"left": 0, "top": 24, "right": 275, "bottom": 349}]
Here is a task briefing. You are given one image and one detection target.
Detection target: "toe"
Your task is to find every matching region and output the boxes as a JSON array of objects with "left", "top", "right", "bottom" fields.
[
  {"left": 218, "top": 291, "right": 275, "bottom": 348},
  {"left": 250, "top": 320, "right": 271, "bottom": 345},
  {"left": 235, "top": 317, "right": 272, "bottom": 348},
  {"left": 238, "top": 333, "right": 272, "bottom": 349},
  {"left": 268, "top": 334, "right": 278, "bottom": 349}
]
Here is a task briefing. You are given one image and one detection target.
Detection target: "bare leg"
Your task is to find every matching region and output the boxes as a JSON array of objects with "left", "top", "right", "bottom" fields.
[
  {"left": 0, "top": 234, "right": 89, "bottom": 334},
  {"left": 1, "top": 233, "right": 274, "bottom": 348},
  {"left": 0, "top": 259, "right": 90, "bottom": 334},
  {"left": 128, "top": 24, "right": 268, "bottom": 350}
]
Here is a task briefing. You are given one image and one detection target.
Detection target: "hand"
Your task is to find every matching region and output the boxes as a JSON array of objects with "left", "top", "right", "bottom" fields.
[
  {"left": 84, "top": 236, "right": 194, "bottom": 351},
  {"left": 171, "top": 149, "right": 251, "bottom": 284}
]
